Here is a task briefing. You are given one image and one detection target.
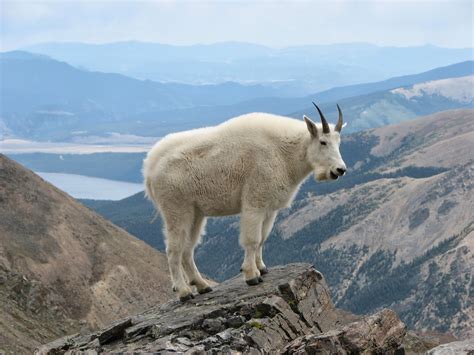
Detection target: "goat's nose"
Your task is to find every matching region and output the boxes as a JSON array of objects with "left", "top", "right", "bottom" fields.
[{"left": 336, "top": 167, "right": 346, "bottom": 176}]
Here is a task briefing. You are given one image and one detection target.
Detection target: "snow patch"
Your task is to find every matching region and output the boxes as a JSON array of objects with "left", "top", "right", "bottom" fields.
[{"left": 391, "top": 75, "right": 474, "bottom": 104}]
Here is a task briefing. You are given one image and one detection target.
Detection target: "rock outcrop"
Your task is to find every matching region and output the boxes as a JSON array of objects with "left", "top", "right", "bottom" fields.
[
  {"left": 284, "top": 308, "right": 406, "bottom": 354},
  {"left": 427, "top": 339, "right": 474, "bottom": 355},
  {"left": 39, "top": 263, "right": 409, "bottom": 354}
]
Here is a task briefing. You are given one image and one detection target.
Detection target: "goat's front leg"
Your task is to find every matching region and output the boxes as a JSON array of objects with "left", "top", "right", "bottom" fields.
[
  {"left": 256, "top": 211, "right": 277, "bottom": 275},
  {"left": 239, "top": 211, "right": 265, "bottom": 285}
]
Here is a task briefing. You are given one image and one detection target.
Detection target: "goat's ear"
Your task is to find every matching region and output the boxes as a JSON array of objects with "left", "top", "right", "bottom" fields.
[{"left": 303, "top": 115, "right": 318, "bottom": 137}]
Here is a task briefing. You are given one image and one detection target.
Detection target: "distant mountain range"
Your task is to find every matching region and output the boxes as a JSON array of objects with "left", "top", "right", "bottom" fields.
[
  {"left": 0, "top": 51, "right": 287, "bottom": 140},
  {"left": 291, "top": 74, "right": 473, "bottom": 132},
  {"left": 81, "top": 109, "right": 474, "bottom": 338},
  {"left": 114, "top": 61, "right": 474, "bottom": 136},
  {"left": 1, "top": 49, "right": 472, "bottom": 141},
  {"left": 24, "top": 41, "right": 474, "bottom": 93},
  {"left": 0, "top": 154, "right": 172, "bottom": 353},
  {"left": 7, "top": 68, "right": 473, "bottom": 186}
]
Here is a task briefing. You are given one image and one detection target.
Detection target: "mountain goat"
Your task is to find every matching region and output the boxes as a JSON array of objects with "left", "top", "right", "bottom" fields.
[{"left": 143, "top": 103, "right": 347, "bottom": 301}]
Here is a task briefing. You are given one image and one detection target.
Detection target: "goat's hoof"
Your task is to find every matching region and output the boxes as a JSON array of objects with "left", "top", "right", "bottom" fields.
[
  {"left": 179, "top": 293, "right": 194, "bottom": 302},
  {"left": 189, "top": 280, "right": 196, "bottom": 286},
  {"left": 258, "top": 276, "right": 263, "bottom": 283},
  {"left": 172, "top": 286, "right": 177, "bottom": 292},
  {"left": 246, "top": 277, "right": 260, "bottom": 286},
  {"left": 259, "top": 267, "right": 268, "bottom": 275},
  {"left": 198, "top": 286, "right": 213, "bottom": 294}
]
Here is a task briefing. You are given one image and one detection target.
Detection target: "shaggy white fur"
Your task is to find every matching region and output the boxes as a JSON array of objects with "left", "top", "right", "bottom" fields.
[{"left": 143, "top": 112, "right": 347, "bottom": 300}]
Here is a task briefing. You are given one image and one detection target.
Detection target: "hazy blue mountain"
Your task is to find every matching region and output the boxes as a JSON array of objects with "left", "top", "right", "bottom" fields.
[
  {"left": 82, "top": 71, "right": 473, "bottom": 138},
  {"left": 307, "top": 60, "right": 474, "bottom": 104},
  {"left": 291, "top": 74, "right": 473, "bottom": 132},
  {"left": 5, "top": 66, "right": 473, "bottom": 181},
  {"left": 0, "top": 51, "right": 283, "bottom": 140},
  {"left": 2, "top": 50, "right": 472, "bottom": 141},
  {"left": 131, "top": 61, "right": 473, "bottom": 136},
  {"left": 25, "top": 41, "right": 473, "bottom": 94}
]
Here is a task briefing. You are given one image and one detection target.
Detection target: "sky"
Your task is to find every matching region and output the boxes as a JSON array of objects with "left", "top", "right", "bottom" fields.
[{"left": 1, "top": 0, "right": 473, "bottom": 51}]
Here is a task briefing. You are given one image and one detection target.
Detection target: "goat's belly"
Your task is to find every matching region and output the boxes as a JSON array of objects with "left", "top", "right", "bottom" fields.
[
  {"left": 196, "top": 190, "right": 242, "bottom": 217},
  {"left": 201, "top": 205, "right": 241, "bottom": 217}
]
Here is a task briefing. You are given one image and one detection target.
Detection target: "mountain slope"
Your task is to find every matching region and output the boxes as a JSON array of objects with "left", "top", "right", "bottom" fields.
[
  {"left": 1, "top": 52, "right": 472, "bottom": 141},
  {"left": 166, "top": 60, "right": 473, "bottom": 126},
  {"left": 290, "top": 75, "right": 473, "bottom": 132},
  {"left": 82, "top": 109, "right": 474, "bottom": 337},
  {"left": 0, "top": 154, "right": 172, "bottom": 353},
  {"left": 0, "top": 51, "right": 281, "bottom": 141},
  {"left": 93, "top": 62, "right": 472, "bottom": 138},
  {"left": 7, "top": 69, "right": 472, "bottom": 184},
  {"left": 24, "top": 41, "right": 473, "bottom": 91}
]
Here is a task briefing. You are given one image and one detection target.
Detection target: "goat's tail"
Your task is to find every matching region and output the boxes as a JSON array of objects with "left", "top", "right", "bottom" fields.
[
  {"left": 144, "top": 177, "right": 154, "bottom": 202},
  {"left": 144, "top": 177, "right": 160, "bottom": 223}
]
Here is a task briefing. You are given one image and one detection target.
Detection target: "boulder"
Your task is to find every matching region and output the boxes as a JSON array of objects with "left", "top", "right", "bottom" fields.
[
  {"left": 284, "top": 308, "right": 406, "bottom": 354},
  {"left": 426, "top": 338, "right": 474, "bottom": 355}
]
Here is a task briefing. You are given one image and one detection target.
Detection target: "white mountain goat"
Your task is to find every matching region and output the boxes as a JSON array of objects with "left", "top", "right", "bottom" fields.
[{"left": 143, "top": 103, "right": 347, "bottom": 301}]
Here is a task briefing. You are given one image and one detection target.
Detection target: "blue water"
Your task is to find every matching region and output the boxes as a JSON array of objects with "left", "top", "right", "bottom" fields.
[{"left": 36, "top": 172, "right": 144, "bottom": 200}]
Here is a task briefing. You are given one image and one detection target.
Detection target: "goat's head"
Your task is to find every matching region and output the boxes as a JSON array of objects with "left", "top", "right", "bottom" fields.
[{"left": 303, "top": 102, "right": 347, "bottom": 181}]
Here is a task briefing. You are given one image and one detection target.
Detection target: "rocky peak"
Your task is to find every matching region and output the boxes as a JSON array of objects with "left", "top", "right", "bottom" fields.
[{"left": 39, "top": 263, "right": 410, "bottom": 354}]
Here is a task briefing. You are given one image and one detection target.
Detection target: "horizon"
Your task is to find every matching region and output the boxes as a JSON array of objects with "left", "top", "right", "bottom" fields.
[
  {"left": 12, "top": 40, "right": 474, "bottom": 51},
  {"left": 2, "top": 0, "right": 473, "bottom": 51}
]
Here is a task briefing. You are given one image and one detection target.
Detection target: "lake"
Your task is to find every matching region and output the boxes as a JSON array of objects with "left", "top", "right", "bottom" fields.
[
  {"left": 0, "top": 138, "right": 155, "bottom": 154},
  {"left": 37, "top": 172, "right": 144, "bottom": 200}
]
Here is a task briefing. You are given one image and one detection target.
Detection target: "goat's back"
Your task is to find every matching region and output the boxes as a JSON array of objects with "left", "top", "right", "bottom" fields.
[
  {"left": 144, "top": 113, "right": 301, "bottom": 175},
  {"left": 142, "top": 113, "right": 305, "bottom": 214}
]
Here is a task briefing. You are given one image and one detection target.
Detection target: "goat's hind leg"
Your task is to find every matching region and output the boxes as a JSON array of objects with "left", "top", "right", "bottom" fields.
[
  {"left": 182, "top": 213, "right": 212, "bottom": 294},
  {"left": 162, "top": 207, "right": 194, "bottom": 302}
]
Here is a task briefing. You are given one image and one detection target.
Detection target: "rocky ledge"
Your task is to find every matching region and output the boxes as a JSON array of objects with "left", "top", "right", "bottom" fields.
[{"left": 38, "top": 263, "right": 454, "bottom": 354}]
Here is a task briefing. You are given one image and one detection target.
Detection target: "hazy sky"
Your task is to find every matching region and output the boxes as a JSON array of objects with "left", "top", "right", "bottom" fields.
[{"left": 1, "top": 0, "right": 473, "bottom": 51}]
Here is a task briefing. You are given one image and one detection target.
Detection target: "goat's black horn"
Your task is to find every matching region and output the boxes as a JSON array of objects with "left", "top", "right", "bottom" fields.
[
  {"left": 335, "top": 104, "right": 343, "bottom": 132},
  {"left": 312, "top": 102, "right": 330, "bottom": 134}
]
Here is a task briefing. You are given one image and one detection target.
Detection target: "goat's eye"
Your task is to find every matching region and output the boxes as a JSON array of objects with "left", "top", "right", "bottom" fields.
[{"left": 320, "top": 141, "right": 327, "bottom": 146}]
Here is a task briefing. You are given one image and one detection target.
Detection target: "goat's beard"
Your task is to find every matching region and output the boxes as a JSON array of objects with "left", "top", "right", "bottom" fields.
[{"left": 313, "top": 167, "right": 329, "bottom": 181}]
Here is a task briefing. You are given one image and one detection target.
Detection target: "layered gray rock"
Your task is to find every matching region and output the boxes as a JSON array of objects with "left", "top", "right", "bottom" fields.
[
  {"left": 427, "top": 339, "right": 474, "bottom": 355},
  {"left": 38, "top": 263, "right": 410, "bottom": 354},
  {"left": 284, "top": 308, "right": 406, "bottom": 354}
]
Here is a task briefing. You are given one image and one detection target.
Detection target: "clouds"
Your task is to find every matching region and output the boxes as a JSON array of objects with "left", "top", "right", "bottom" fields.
[{"left": 1, "top": 0, "right": 472, "bottom": 50}]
